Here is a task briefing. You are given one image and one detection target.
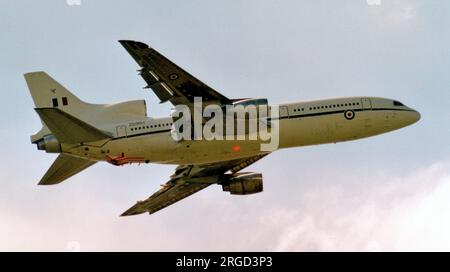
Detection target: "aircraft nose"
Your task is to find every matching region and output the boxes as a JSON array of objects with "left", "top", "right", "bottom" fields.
[{"left": 407, "top": 109, "right": 421, "bottom": 125}]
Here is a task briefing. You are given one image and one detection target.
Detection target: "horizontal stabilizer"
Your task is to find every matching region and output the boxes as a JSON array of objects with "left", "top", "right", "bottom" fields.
[
  {"left": 35, "top": 108, "right": 111, "bottom": 143},
  {"left": 39, "top": 154, "right": 96, "bottom": 185}
]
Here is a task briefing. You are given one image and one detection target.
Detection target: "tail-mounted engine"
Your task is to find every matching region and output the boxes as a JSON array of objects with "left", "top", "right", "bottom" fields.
[{"left": 35, "top": 135, "right": 61, "bottom": 153}]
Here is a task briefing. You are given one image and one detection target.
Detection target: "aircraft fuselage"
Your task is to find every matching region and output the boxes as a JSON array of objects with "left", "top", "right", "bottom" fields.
[{"left": 63, "top": 96, "right": 420, "bottom": 165}]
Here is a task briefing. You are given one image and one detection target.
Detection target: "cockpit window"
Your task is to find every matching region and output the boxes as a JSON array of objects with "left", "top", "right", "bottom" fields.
[{"left": 393, "top": 100, "right": 404, "bottom": 106}]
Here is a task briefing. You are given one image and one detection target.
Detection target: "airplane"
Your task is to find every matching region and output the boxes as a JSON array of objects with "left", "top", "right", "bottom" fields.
[{"left": 25, "top": 40, "right": 421, "bottom": 216}]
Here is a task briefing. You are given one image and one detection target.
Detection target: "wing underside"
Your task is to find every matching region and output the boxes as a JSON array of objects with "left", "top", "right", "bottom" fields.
[
  {"left": 119, "top": 40, "right": 231, "bottom": 106},
  {"left": 121, "top": 154, "right": 268, "bottom": 216},
  {"left": 35, "top": 108, "right": 111, "bottom": 144},
  {"left": 39, "top": 154, "right": 96, "bottom": 185},
  {"left": 121, "top": 182, "right": 211, "bottom": 216}
]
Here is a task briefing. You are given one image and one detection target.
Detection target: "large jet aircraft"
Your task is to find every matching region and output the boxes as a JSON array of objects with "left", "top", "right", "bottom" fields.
[{"left": 25, "top": 40, "right": 420, "bottom": 216}]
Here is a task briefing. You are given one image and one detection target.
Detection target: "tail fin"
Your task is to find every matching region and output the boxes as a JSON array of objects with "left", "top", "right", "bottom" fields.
[
  {"left": 24, "top": 71, "right": 111, "bottom": 143},
  {"left": 39, "top": 154, "right": 96, "bottom": 185},
  {"left": 25, "top": 71, "right": 149, "bottom": 144},
  {"left": 35, "top": 108, "right": 111, "bottom": 144},
  {"left": 24, "top": 71, "right": 86, "bottom": 112}
]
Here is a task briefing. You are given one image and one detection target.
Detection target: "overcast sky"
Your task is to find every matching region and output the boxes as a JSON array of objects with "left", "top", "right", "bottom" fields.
[{"left": 1, "top": 0, "right": 450, "bottom": 251}]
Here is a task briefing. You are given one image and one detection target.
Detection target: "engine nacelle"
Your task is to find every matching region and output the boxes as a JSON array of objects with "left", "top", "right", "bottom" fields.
[
  {"left": 222, "top": 172, "right": 263, "bottom": 195},
  {"left": 232, "top": 98, "right": 268, "bottom": 108},
  {"left": 36, "top": 135, "right": 61, "bottom": 153},
  {"left": 230, "top": 98, "right": 269, "bottom": 120}
]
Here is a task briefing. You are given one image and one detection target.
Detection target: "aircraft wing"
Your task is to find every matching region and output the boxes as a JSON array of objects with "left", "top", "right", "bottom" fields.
[
  {"left": 39, "top": 154, "right": 96, "bottom": 185},
  {"left": 119, "top": 40, "right": 231, "bottom": 106},
  {"left": 121, "top": 154, "right": 268, "bottom": 216}
]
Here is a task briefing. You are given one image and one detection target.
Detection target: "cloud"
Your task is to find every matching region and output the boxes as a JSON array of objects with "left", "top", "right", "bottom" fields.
[
  {"left": 255, "top": 161, "right": 450, "bottom": 251},
  {"left": 367, "top": 0, "right": 419, "bottom": 24},
  {"left": 2, "top": 158, "right": 450, "bottom": 251}
]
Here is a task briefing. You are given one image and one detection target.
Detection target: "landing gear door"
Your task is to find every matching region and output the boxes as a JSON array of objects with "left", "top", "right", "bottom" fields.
[{"left": 361, "top": 98, "right": 372, "bottom": 110}]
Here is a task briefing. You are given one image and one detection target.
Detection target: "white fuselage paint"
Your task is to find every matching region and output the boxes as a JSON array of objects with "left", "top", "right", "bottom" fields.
[{"left": 63, "top": 97, "right": 420, "bottom": 165}]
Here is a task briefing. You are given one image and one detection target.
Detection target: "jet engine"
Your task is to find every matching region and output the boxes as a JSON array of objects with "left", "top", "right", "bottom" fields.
[
  {"left": 231, "top": 98, "right": 269, "bottom": 119},
  {"left": 232, "top": 98, "right": 268, "bottom": 107},
  {"left": 222, "top": 172, "right": 263, "bottom": 195},
  {"left": 36, "top": 135, "right": 61, "bottom": 153}
]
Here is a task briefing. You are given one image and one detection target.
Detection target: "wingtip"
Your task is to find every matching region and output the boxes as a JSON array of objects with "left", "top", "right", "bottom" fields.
[
  {"left": 118, "top": 40, "right": 150, "bottom": 49},
  {"left": 24, "top": 71, "right": 47, "bottom": 79},
  {"left": 38, "top": 177, "right": 61, "bottom": 186},
  {"left": 120, "top": 210, "right": 145, "bottom": 217},
  {"left": 120, "top": 204, "right": 147, "bottom": 217}
]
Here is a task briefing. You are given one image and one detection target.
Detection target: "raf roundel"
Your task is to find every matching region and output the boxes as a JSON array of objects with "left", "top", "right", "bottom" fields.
[
  {"left": 168, "top": 73, "right": 179, "bottom": 80},
  {"left": 344, "top": 110, "right": 355, "bottom": 120}
]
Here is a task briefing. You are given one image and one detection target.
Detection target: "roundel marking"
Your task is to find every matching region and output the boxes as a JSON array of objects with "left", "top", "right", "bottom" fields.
[
  {"left": 344, "top": 110, "right": 355, "bottom": 120},
  {"left": 168, "top": 73, "right": 179, "bottom": 80}
]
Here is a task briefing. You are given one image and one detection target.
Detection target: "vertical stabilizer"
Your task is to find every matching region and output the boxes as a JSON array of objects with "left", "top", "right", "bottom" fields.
[{"left": 24, "top": 71, "right": 87, "bottom": 112}]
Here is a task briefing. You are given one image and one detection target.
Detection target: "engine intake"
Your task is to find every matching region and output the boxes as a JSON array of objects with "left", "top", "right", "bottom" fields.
[
  {"left": 222, "top": 172, "right": 263, "bottom": 195},
  {"left": 36, "top": 135, "right": 61, "bottom": 153}
]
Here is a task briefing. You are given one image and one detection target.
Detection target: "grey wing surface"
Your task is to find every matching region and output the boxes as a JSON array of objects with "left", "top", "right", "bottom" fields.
[
  {"left": 39, "top": 154, "right": 96, "bottom": 185},
  {"left": 121, "top": 154, "right": 268, "bottom": 216},
  {"left": 119, "top": 40, "right": 231, "bottom": 106}
]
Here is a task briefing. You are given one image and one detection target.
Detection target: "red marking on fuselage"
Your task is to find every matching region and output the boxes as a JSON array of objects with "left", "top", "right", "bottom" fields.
[{"left": 106, "top": 154, "right": 145, "bottom": 166}]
